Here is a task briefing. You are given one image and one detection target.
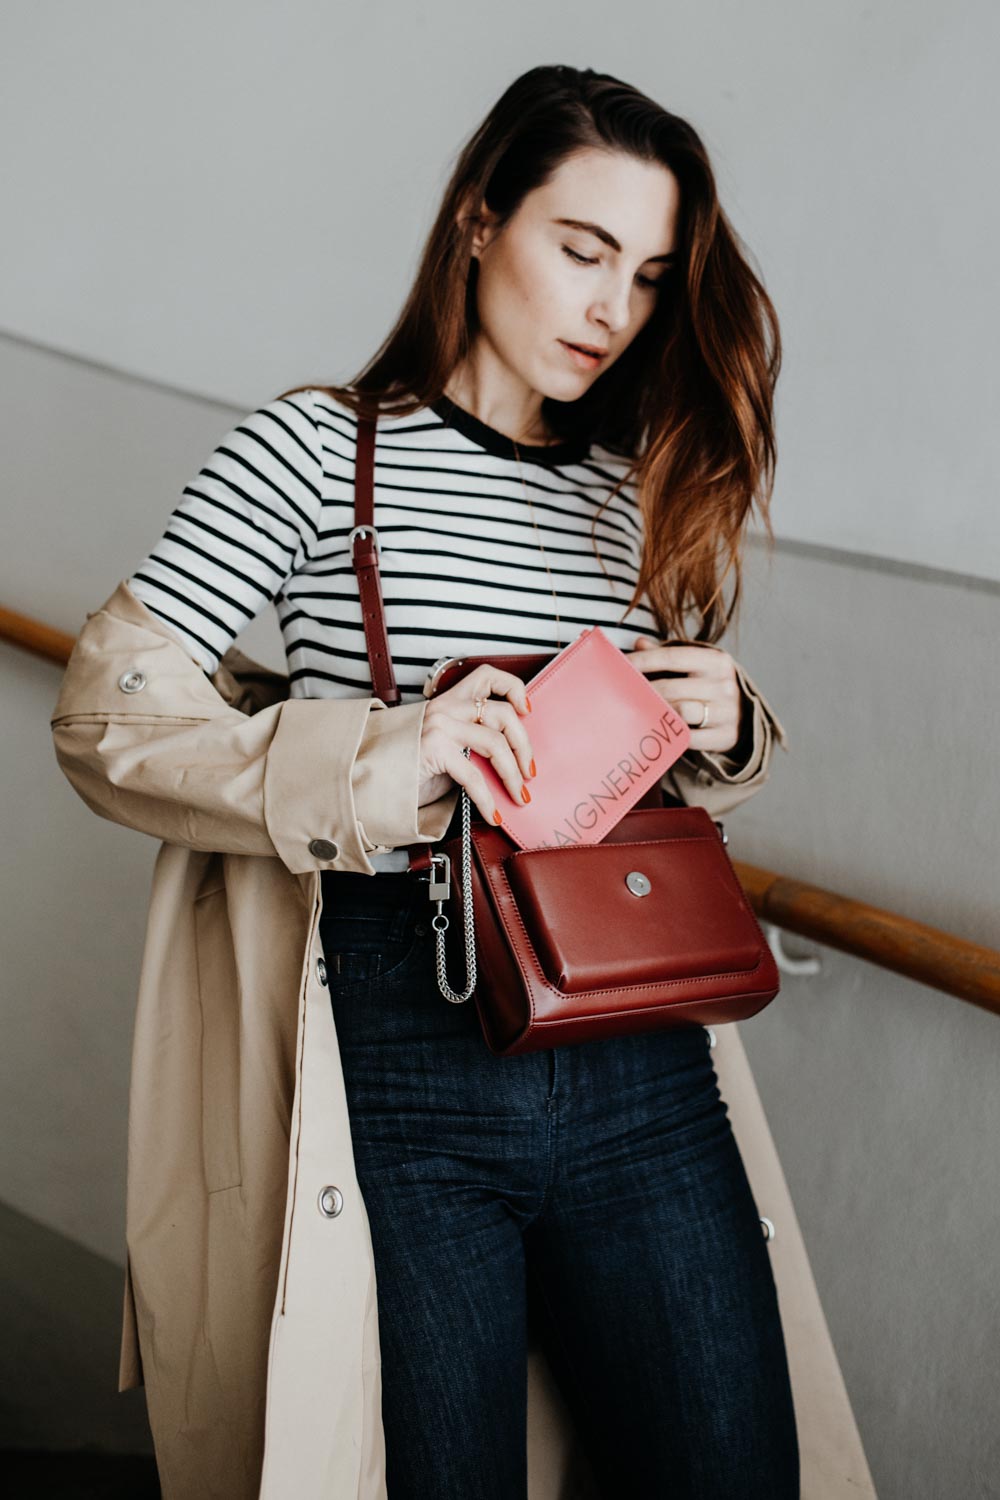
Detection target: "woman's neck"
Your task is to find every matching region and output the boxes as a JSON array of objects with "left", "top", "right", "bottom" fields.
[{"left": 441, "top": 372, "right": 558, "bottom": 448}]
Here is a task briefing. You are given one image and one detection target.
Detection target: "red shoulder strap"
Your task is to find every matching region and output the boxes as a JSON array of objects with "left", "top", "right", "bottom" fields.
[
  {"left": 353, "top": 411, "right": 452, "bottom": 873},
  {"left": 352, "top": 413, "right": 401, "bottom": 708}
]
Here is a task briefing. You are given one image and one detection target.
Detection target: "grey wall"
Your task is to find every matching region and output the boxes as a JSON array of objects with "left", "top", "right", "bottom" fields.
[
  {"left": 1, "top": 4, "right": 997, "bottom": 1495},
  {"left": 731, "top": 543, "right": 1000, "bottom": 1500},
  {"left": 1, "top": 0, "right": 996, "bottom": 577}
]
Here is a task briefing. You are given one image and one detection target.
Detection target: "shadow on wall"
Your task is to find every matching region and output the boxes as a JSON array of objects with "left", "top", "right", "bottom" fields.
[{"left": 0, "top": 1199, "right": 156, "bottom": 1480}]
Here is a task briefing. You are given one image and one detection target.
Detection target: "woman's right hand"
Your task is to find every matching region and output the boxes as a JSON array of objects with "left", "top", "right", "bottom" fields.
[{"left": 417, "top": 665, "right": 536, "bottom": 824}]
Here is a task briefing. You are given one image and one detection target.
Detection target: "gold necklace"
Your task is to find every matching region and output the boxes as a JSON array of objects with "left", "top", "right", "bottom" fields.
[{"left": 511, "top": 438, "right": 565, "bottom": 649}]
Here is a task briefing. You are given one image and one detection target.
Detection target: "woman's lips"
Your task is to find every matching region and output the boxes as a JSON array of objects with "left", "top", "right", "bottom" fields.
[{"left": 559, "top": 340, "right": 606, "bottom": 370}]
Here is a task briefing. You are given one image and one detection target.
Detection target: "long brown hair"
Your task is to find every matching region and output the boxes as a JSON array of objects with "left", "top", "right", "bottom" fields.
[{"left": 281, "top": 64, "right": 781, "bottom": 644}]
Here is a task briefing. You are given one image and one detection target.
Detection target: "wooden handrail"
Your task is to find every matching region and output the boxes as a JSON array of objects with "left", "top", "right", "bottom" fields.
[
  {"left": 735, "top": 863, "right": 1000, "bottom": 1019},
  {"left": 5, "top": 602, "right": 999, "bottom": 1016},
  {"left": 0, "top": 604, "right": 77, "bottom": 666}
]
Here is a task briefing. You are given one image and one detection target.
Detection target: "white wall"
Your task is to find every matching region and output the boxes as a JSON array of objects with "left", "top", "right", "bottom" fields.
[{"left": 1, "top": 0, "right": 996, "bottom": 576}]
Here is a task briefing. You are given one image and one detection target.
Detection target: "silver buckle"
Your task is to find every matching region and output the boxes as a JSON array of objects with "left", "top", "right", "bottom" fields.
[
  {"left": 423, "top": 655, "right": 462, "bottom": 698},
  {"left": 427, "top": 851, "right": 451, "bottom": 903},
  {"left": 349, "top": 523, "right": 382, "bottom": 560}
]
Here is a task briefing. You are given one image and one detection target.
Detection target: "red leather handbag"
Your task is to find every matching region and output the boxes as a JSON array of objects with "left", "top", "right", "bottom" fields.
[{"left": 349, "top": 413, "right": 781, "bottom": 1057}]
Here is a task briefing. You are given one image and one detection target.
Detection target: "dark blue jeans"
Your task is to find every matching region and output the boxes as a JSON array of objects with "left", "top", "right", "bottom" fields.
[{"left": 320, "top": 869, "right": 799, "bottom": 1500}]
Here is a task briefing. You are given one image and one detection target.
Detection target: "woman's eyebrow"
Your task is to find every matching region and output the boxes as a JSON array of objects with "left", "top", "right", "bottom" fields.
[{"left": 552, "top": 217, "right": 677, "bottom": 264}]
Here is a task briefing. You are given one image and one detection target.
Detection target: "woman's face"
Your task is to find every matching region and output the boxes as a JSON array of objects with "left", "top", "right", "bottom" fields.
[{"left": 468, "top": 147, "right": 681, "bottom": 403}]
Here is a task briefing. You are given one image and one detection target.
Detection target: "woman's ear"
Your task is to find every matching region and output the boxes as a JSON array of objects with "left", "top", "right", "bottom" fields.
[{"left": 456, "top": 195, "right": 498, "bottom": 260}]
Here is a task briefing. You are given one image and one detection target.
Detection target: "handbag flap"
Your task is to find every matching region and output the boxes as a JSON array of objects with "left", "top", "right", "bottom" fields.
[{"left": 503, "top": 829, "right": 766, "bottom": 994}]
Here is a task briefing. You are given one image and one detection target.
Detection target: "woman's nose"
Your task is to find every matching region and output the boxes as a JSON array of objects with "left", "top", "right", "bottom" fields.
[{"left": 590, "top": 286, "right": 631, "bottom": 335}]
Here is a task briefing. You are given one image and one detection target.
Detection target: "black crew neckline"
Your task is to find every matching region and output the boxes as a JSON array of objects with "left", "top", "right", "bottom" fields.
[{"left": 430, "top": 395, "right": 590, "bottom": 467}]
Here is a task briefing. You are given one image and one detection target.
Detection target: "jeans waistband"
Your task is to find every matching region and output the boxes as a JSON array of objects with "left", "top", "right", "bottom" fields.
[{"left": 321, "top": 866, "right": 422, "bottom": 911}]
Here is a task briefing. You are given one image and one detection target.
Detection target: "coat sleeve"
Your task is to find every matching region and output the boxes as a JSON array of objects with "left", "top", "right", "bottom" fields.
[
  {"left": 660, "top": 646, "right": 790, "bottom": 819},
  {"left": 50, "top": 583, "right": 460, "bottom": 876}
]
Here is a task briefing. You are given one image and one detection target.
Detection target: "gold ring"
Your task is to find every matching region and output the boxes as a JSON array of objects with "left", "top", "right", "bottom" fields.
[
  {"left": 680, "top": 699, "right": 710, "bottom": 729},
  {"left": 474, "top": 697, "right": 488, "bottom": 725}
]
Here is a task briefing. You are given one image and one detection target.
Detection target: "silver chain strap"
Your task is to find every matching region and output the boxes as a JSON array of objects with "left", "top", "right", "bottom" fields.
[{"left": 425, "top": 747, "right": 478, "bottom": 1003}]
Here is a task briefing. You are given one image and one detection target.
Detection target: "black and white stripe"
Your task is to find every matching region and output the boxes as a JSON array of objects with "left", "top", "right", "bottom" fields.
[
  {"left": 129, "top": 389, "right": 660, "bottom": 870},
  {"left": 129, "top": 388, "right": 660, "bottom": 697}
]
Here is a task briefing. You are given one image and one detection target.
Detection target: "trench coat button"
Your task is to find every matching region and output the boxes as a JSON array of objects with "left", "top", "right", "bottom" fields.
[
  {"left": 705, "top": 1026, "right": 717, "bottom": 1049},
  {"left": 760, "top": 1216, "right": 776, "bottom": 1241},
  {"left": 318, "top": 1185, "right": 344, "bottom": 1218},
  {"left": 308, "top": 837, "right": 340, "bottom": 861},
  {"left": 696, "top": 768, "right": 714, "bottom": 787},
  {"left": 316, "top": 956, "right": 328, "bottom": 986},
  {"left": 118, "top": 670, "right": 147, "bottom": 694}
]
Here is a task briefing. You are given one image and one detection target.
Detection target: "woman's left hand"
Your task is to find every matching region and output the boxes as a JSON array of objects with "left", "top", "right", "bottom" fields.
[{"left": 627, "top": 636, "right": 743, "bottom": 755}]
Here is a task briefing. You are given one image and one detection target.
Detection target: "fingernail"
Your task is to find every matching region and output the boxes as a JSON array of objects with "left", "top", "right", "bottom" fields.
[
  {"left": 525, "top": 695, "right": 533, "bottom": 713},
  {"left": 529, "top": 758, "right": 537, "bottom": 778},
  {"left": 493, "top": 809, "right": 503, "bottom": 825},
  {"left": 520, "top": 784, "right": 531, "bottom": 804}
]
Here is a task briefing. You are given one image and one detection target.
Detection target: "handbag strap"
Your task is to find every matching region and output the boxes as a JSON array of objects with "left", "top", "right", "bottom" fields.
[
  {"left": 351, "top": 410, "right": 446, "bottom": 879},
  {"left": 352, "top": 413, "right": 401, "bottom": 708}
]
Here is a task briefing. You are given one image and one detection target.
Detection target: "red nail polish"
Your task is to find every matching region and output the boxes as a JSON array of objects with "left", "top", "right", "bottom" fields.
[
  {"left": 493, "top": 810, "right": 503, "bottom": 825},
  {"left": 529, "top": 758, "right": 537, "bottom": 778},
  {"left": 520, "top": 785, "right": 531, "bottom": 804},
  {"left": 525, "top": 695, "right": 533, "bottom": 713}
]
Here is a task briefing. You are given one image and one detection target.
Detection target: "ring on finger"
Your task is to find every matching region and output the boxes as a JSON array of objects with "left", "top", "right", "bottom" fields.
[{"left": 474, "top": 696, "right": 488, "bottom": 725}]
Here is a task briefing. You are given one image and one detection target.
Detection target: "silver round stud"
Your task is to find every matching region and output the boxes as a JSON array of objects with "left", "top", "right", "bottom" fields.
[{"left": 318, "top": 1185, "right": 344, "bottom": 1218}]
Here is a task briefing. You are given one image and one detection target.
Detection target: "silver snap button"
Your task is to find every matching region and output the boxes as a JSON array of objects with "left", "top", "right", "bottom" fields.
[
  {"left": 308, "top": 838, "right": 340, "bottom": 861},
  {"left": 760, "top": 1216, "right": 776, "bottom": 1242},
  {"left": 318, "top": 1185, "right": 344, "bottom": 1218},
  {"left": 117, "top": 670, "right": 147, "bottom": 694},
  {"left": 705, "top": 1026, "right": 717, "bottom": 1049},
  {"left": 316, "top": 956, "right": 328, "bottom": 986},
  {"left": 625, "top": 870, "right": 651, "bottom": 897}
]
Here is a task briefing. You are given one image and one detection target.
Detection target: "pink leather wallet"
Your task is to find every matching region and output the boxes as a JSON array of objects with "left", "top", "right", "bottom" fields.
[{"left": 470, "top": 626, "right": 691, "bottom": 851}]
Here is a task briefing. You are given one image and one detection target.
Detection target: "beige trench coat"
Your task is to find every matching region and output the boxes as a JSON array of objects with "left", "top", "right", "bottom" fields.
[{"left": 50, "top": 578, "right": 789, "bottom": 1500}]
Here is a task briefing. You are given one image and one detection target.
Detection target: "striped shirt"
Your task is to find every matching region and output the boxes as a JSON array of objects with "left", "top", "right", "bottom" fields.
[{"left": 129, "top": 388, "right": 661, "bottom": 870}]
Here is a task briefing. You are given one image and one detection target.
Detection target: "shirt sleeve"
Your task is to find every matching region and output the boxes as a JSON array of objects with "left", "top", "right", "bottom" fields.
[{"left": 128, "top": 389, "right": 322, "bottom": 674}]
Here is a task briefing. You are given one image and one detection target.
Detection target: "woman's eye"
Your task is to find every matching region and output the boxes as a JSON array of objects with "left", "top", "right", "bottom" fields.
[
  {"left": 562, "top": 244, "right": 665, "bottom": 292},
  {"left": 562, "top": 244, "right": 598, "bottom": 267}
]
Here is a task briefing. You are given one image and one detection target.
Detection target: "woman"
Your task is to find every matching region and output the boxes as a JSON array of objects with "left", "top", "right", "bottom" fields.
[{"left": 52, "top": 64, "right": 794, "bottom": 1500}]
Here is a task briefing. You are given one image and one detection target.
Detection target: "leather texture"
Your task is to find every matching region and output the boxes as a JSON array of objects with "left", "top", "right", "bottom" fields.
[
  {"left": 352, "top": 414, "right": 401, "bottom": 707},
  {"left": 438, "top": 807, "right": 780, "bottom": 1056},
  {"left": 428, "top": 652, "right": 554, "bottom": 695},
  {"left": 352, "top": 410, "right": 781, "bottom": 1055}
]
